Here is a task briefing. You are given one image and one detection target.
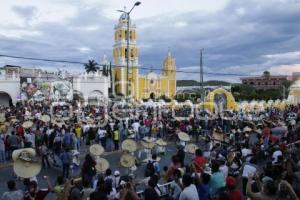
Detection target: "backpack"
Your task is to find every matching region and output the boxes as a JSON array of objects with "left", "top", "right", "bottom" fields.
[
  {"left": 63, "top": 134, "right": 72, "bottom": 145},
  {"left": 61, "top": 152, "right": 71, "bottom": 164},
  {"left": 145, "top": 161, "right": 155, "bottom": 177}
]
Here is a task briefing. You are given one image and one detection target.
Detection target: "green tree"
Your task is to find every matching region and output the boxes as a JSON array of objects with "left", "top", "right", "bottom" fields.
[{"left": 84, "top": 60, "right": 99, "bottom": 73}]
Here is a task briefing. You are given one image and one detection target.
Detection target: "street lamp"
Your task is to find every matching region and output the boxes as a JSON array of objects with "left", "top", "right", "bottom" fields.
[
  {"left": 199, "top": 49, "right": 204, "bottom": 110},
  {"left": 117, "top": 1, "right": 141, "bottom": 99}
]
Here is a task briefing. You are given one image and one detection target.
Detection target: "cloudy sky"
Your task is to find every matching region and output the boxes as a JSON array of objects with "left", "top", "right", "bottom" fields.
[{"left": 0, "top": 0, "right": 300, "bottom": 82}]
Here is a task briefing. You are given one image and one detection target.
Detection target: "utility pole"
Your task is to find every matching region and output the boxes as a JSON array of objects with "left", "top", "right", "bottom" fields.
[{"left": 200, "top": 49, "right": 204, "bottom": 110}]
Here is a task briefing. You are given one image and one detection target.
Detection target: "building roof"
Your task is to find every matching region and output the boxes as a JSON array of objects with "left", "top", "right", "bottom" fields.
[{"left": 240, "top": 75, "right": 287, "bottom": 80}]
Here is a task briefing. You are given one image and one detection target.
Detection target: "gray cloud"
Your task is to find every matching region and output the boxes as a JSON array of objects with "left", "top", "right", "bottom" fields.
[
  {"left": 12, "top": 5, "right": 38, "bottom": 24},
  {"left": 1, "top": 0, "right": 300, "bottom": 82}
]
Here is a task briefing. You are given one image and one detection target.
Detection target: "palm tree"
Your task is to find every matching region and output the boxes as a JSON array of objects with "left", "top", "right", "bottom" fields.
[{"left": 84, "top": 60, "right": 99, "bottom": 74}]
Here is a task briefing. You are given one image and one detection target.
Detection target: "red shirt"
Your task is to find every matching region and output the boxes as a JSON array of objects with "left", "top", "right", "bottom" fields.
[
  {"left": 193, "top": 156, "right": 206, "bottom": 172},
  {"left": 263, "top": 127, "right": 271, "bottom": 138},
  {"left": 16, "top": 126, "right": 24, "bottom": 137},
  {"left": 228, "top": 190, "right": 243, "bottom": 200}
]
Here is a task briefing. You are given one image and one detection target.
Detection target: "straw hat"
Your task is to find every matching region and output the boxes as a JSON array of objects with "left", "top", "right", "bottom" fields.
[
  {"left": 141, "top": 140, "right": 156, "bottom": 149},
  {"left": 120, "top": 154, "right": 135, "bottom": 168},
  {"left": 121, "top": 139, "right": 137, "bottom": 152},
  {"left": 22, "top": 121, "right": 33, "bottom": 129},
  {"left": 156, "top": 139, "right": 167, "bottom": 146},
  {"left": 12, "top": 148, "right": 36, "bottom": 161},
  {"left": 0, "top": 124, "right": 7, "bottom": 133},
  {"left": 243, "top": 126, "right": 252, "bottom": 132},
  {"left": 186, "top": 143, "right": 198, "bottom": 154},
  {"left": 142, "top": 136, "right": 156, "bottom": 143},
  {"left": 55, "top": 122, "right": 65, "bottom": 128},
  {"left": 178, "top": 132, "right": 190, "bottom": 142},
  {"left": 40, "top": 115, "right": 50, "bottom": 123},
  {"left": 89, "top": 144, "right": 104, "bottom": 156},
  {"left": 63, "top": 117, "right": 70, "bottom": 121},
  {"left": 289, "top": 120, "right": 296, "bottom": 126},
  {"left": 254, "top": 129, "right": 262, "bottom": 134},
  {"left": 0, "top": 116, "right": 5, "bottom": 123},
  {"left": 95, "top": 158, "right": 109, "bottom": 172},
  {"left": 12, "top": 148, "right": 41, "bottom": 178},
  {"left": 87, "top": 118, "right": 94, "bottom": 124}
]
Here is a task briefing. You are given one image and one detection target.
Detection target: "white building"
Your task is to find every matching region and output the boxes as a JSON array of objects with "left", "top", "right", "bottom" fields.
[{"left": 0, "top": 65, "right": 110, "bottom": 106}]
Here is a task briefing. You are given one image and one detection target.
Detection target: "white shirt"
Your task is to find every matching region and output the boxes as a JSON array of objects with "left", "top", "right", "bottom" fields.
[
  {"left": 132, "top": 122, "right": 140, "bottom": 133},
  {"left": 219, "top": 165, "right": 229, "bottom": 179},
  {"left": 272, "top": 150, "right": 282, "bottom": 163},
  {"left": 242, "top": 163, "right": 257, "bottom": 178},
  {"left": 241, "top": 148, "right": 252, "bottom": 158},
  {"left": 179, "top": 184, "right": 199, "bottom": 200},
  {"left": 98, "top": 129, "right": 106, "bottom": 138}
]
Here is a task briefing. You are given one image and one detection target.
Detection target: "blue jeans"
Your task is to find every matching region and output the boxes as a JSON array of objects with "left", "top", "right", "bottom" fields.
[{"left": 0, "top": 150, "right": 5, "bottom": 162}]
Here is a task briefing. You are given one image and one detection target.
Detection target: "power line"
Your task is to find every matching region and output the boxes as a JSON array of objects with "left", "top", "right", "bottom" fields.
[{"left": 0, "top": 53, "right": 268, "bottom": 77}]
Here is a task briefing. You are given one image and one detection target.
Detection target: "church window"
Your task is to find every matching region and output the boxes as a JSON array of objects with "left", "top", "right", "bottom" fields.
[
  {"left": 131, "top": 49, "right": 134, "bottom": 58},
  {"left": 125, "top": 48, "right": 128, "bottom": 59}
]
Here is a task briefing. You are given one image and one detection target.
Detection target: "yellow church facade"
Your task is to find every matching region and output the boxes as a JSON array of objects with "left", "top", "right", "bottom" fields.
[{"left": 112, "top": 13, "right": 176, "bottom": 100}]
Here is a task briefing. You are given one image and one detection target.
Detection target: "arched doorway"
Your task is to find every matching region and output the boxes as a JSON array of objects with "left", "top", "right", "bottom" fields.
[
  {"left": 0, "top": 92, "right": 12, "bottom": 107},
  {"left": 88, "top": 90, "right": 104, "bottom": 105},
  {"left": 150, "top": 92, "right": 155, "bottom": 100},
  {"left": 204, "top": 88, "right": 237, "bottom": 113},
  {"left": 73, "top": 90, "right": 84, "bottom": 107},
  {"left": 214, "top": 93, "right": 227, "bottom": 113}
]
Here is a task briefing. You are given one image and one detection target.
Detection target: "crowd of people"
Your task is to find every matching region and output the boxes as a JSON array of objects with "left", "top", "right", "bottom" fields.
[{"left": 1, "top": 100, "right": 300, "bottom": 200}]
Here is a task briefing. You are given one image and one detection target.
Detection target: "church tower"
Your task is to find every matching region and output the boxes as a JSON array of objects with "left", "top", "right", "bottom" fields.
[
  {"left": 162, "top": 50, "right": 177, "bottom": 98},
  {"left": 112, "top": 11, "right": 139, "bottom": 97}
]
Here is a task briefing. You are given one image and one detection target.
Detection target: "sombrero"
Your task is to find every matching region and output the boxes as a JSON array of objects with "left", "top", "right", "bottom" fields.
[
  {"left": 155, "top": 139, "right": 167, "bottom": 146},
  {"left": 0, "top": 116, "right": 5, "bottom": 123},
  {"left": 142, "top": 136, "right": 156, "bottom": 143},
  {"left": 0, "top": 124, "right": 7, "bottom": 133},
  {"left": 12, "top": 148, "right": 41, "bottom": 178},
  {"left": 87, "top": 118, "right": 94, "bottom": 124},
  {"left": 40, "top": 115, "right": 50, "bottom": 123},
  {"left": 121, "top": 139, "right": 137, "bottom": 152},
  {"left": 243, "top": 126, "right": 252, "bottom": 132},
  {"left": 178, "top": 132, "right": 190, "bottom": 142},
  {"left": 89, "top": 144, "right": 104, "bottom": 156},
  {"left": 141, "top": 140, "right": 156, "bottom": 149},
  {"left": 95, "top": 158, "right": 109, "bottom": 172},
  {"left": 186, "top": 143, "right": 198, "bottom": 154},
  {"left": 63, "top": 117, "right": 70, "bottom": 121},
  {"left": 22, "top": 121, "right": 33, "bottom": 129},
  {"left": 27, "top": 116, "right": 34, "bottom": 120},
  {"left": 55, "top": 122, "right": 65, "bottom": 128},
  {"left": 120, "top": 154, "right": 135, "bottom": 168},
  {"left": 289, "top": 120, "right": 296, "bottom": 125},
  {"left": 256, "top": 123, "right": 263, "bottom": 127},
  {"left": 254, "top": 129, "right": 262, "bottom": 134}
]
